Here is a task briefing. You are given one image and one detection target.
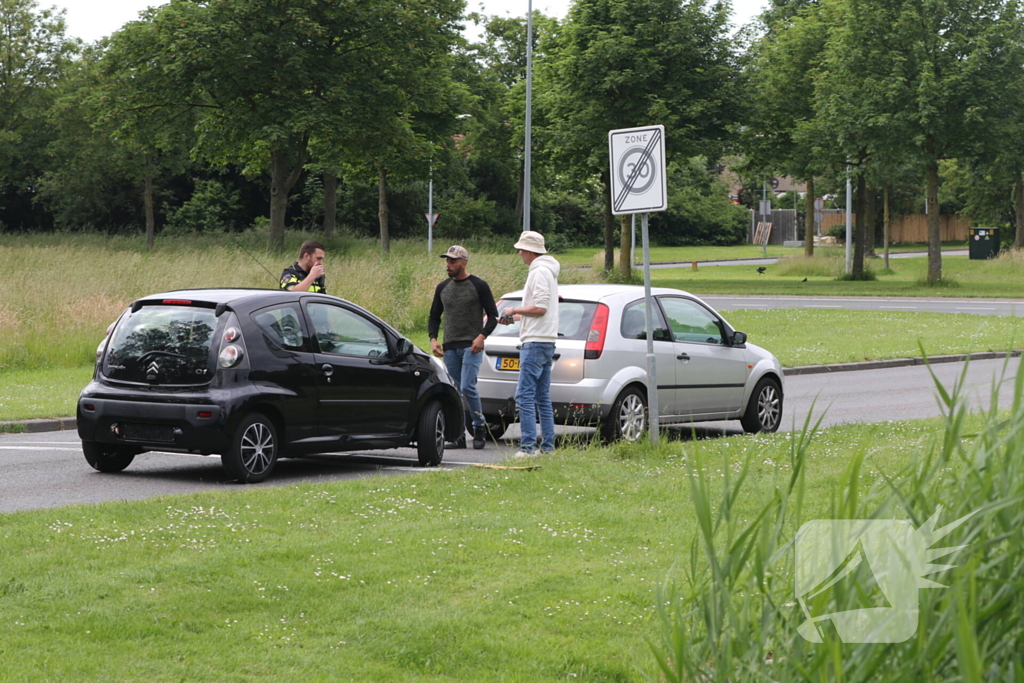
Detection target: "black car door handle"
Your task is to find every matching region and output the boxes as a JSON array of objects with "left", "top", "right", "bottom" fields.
[
  {"left": 321, "top": 364, "right": 334, "bottom": 377},
  {"left": 677, "top": 353, "right": 690, "bottom": 361}
]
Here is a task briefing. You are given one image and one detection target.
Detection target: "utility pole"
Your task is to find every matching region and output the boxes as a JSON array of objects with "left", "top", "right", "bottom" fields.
[{"left": 522, "top": 0, "right": 533, "bottom": 232}]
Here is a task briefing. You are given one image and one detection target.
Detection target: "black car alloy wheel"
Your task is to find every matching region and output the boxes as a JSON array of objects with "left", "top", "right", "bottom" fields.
[{"left": 223, "top": 413, "right": 279, "bottom": 483}]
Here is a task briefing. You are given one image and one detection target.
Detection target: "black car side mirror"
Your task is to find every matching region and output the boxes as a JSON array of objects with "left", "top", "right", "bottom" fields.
[
  {"left": 395, "top": 338, "right": 414, "bottom": 359},
  {"left": 731, "top": 330, "right": 748, "bottom": 346}
]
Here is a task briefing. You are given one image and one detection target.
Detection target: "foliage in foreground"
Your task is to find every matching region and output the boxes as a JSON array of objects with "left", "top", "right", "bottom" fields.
[{"left": 646, "top": 358, "right": 1024, "bottom": 682}]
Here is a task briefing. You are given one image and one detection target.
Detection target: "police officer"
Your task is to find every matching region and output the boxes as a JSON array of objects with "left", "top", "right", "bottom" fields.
[{"left": 280, "top": 240, "right": 327, "bottom": 293}]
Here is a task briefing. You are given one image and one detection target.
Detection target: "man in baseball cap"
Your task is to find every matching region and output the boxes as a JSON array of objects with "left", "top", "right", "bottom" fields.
[
  {"left": 499, "top": 231, "right": 561, "bottom": 457},
  {"left": 427, "top": 245, "right": 500, "bottom": 449}
]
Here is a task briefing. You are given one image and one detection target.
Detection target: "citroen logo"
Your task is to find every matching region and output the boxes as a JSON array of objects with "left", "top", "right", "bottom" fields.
[{"left": 147, "top": 361, "right": 160, "bottom": 375}]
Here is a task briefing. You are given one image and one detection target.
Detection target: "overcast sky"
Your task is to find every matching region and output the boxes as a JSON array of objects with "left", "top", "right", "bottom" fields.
[{"left": 52, "top": 0, "right": 766, "bottom": 45}]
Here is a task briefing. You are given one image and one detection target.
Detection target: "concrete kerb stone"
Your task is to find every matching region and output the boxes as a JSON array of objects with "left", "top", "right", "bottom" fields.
[
  {"left": 1, "top": 349, "right": 1020, "bottom": 433},
  {"left": 783, "top": 350, "right": 1022, "bottom": 376}
]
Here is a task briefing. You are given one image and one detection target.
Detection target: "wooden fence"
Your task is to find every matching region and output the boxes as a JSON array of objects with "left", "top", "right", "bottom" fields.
[{"left": 818, "top": 212, "right": 971, "bottom": 242}]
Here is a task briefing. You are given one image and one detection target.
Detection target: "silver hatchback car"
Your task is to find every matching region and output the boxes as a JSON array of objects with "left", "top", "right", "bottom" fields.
[{"left": 476, "top": 284, "right": 784, "bottom": 442}]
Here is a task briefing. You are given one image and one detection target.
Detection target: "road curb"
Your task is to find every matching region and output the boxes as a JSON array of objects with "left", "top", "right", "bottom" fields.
[
  {"left": 783, "top": 350, "right": 1022, "bottom": 376},
  {"left": 2, "top": 349, "right": 1020, "bottom": 433},
  {"left": 0, "top": 416, "right": 77, "bottom": 433}
]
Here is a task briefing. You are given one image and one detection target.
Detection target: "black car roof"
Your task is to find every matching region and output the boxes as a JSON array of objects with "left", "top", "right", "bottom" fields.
[{"left": 138, "top": 288, "right": 343, "bottom": 308}]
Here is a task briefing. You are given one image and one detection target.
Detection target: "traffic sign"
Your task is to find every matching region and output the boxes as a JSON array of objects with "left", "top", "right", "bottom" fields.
[
  {"left": 814, "top": 197, "right": 824, "bottom": 210},
  {"left": 814, "top": 211, "right": 824, "bottom": 224},
  {"left": 424, "top": 213, "right": 439, "bottom": 228},
  {"left": 608, "top": 125, "right": 667, "bottom": 215}
]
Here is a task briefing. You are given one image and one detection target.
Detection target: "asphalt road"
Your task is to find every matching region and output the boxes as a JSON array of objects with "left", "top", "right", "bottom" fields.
[
  {"left": 700, "top": 294, "right": 1024, "bottom": 317},
  {"left": 2, "top": 356, "right": 1019, "bottom": 514},
  {"left": 649, "top": 248, "right": 969, "bottom": 269}
]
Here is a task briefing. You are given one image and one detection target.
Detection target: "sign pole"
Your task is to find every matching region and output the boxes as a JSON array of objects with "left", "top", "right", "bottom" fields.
[
  {"left": 427, "top": 161, "right": 434, "bottom": 255},
  {"left": 641, "top": 211, "right": 659, "bottom": 445},
  {"left": 631, "top": 214, "right": 637, "bottom": 267}
]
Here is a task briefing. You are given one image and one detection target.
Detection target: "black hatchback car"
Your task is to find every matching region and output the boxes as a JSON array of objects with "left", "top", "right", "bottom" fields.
[{"left": 78, "top": 289, "right": 464, "bottom": 482}]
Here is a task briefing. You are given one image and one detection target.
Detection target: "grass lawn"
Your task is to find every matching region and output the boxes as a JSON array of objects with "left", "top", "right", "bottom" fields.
[{"left": 0, "top": 415, "right": 975, "bottom": 682}]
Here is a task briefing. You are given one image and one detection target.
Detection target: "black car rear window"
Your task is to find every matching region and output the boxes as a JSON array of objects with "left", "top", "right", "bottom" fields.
[
  {"left": 489, "top": 298, "right": 597, "bottom": 340},
  {"left": 103, "top": 305, "right": 218, "bottom": 385}
]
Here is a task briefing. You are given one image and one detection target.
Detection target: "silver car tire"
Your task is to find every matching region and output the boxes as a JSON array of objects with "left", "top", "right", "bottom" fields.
[
  {"left": 740, "top": 377, "right": 782, "bottom": 433},
  {"left": 601, "top": 387, "right": 647, "bottom": 443}
]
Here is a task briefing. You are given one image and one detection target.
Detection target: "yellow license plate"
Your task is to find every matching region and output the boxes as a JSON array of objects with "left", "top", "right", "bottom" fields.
[{"left": 497, "top": 357, "right": 520, "bottom": 371}]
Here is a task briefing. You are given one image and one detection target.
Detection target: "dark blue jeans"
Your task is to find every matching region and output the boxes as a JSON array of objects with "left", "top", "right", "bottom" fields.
[
  {"left": 443, "top": 347, "right": 485, "bottom": 429},
  {"left": 515, "top": 342, "right": 555, "bottom": 452}
]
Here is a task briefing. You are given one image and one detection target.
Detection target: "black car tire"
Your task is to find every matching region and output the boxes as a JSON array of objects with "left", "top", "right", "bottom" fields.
[
  {"left": 740, "top": 377, "right": 783, "bottom": 434},
  {"left": 483, "top": 413, "right": 509, "bottom": 442},
  {"left": 222, "top": 413, "right": 279, "bottom": 483},
  {"left": 600, "top": 386, "right": 647, "bottom": 444},
  {"left": 82, "top": 441, "right": 136, "bottom": 473},
  {"left": 416, "top": 400, "right": 445, "bottom": 467}
]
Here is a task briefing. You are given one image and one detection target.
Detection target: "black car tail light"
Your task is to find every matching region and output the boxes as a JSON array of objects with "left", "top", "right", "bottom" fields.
[
  {"left": 216, "top": 312, "right": 249, "bottom": 371},
  {"left": 584, "top": 303, "right": 610, "bottom": 359}
]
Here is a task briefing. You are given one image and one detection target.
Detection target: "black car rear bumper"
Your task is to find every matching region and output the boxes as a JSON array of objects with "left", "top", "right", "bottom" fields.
[{"left": 77, "top": 397, "right": 230, "bottom": 454}]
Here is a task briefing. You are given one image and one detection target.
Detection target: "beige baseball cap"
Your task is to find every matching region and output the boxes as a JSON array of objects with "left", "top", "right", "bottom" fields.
[
  {"left": 440, "top": 245, "right": 469, "bottom": 260},
  {"left": 513, "top": 230, "right": 547, "bottom": 254}
]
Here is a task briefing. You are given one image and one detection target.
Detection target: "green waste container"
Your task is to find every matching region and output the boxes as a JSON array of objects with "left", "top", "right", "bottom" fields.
[{"left": 969, "top": 227, "right": 1000, "bottom": 260}]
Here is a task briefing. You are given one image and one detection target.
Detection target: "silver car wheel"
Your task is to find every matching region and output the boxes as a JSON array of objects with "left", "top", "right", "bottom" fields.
[
  {"left": 240, "top": 421, "right": 275, "bottom": 474},
  {"left": 434, "top": 409, "right": 446, "bottom": 454},
  {"left": 618, "top": 393, "right": 646, "bottom": 442},
  {"left": 757, "top": 384, "right": 781, "bottom": 430}
]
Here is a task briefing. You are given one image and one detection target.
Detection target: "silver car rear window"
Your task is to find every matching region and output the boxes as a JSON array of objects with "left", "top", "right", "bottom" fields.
[{"left": 491, "top": 299, "right": 597, "bottom": 340}]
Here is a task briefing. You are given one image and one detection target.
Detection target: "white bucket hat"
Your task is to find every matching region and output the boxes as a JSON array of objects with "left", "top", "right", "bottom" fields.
[{"left": 513, "top": 230, "right": 547, "bottom": 254}]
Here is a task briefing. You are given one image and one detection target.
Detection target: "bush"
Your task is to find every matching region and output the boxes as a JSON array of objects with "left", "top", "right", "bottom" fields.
[{"left": 164, "top": 179, "right": 242, "bottom": 234}]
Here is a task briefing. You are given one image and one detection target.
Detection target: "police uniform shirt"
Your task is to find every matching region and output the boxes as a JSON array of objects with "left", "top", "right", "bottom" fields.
[{"left": 280, "top": 262, "right": 326, "bottom": 294}]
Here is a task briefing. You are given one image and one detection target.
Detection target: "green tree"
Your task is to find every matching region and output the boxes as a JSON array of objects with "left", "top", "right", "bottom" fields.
[
  {"left": 815, "top": 0, "right": 1023, "bottom": 283},
  {"left": 0, "top": 0, "right": 78, "bottom": 230},
  {"left": 540, "top": 0, "right": 740, "bottom": 276},
  {"left": 108, "top": 0, "right": 463, "bottom": 251}
]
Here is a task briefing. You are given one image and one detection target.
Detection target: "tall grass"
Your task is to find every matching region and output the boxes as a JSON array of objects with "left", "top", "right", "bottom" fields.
[
  {"left": 645, "top": 358, "right": 1024, "bottom": 681},
  {"left": 0, "top": 231, "right": 584, "bottom": 371}
]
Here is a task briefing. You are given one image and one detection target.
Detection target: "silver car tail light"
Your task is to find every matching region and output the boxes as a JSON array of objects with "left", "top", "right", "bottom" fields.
[
  {"left": 584, "top": 303, "right": 610, "bottom": 359},
  {"left": 216, "top": 312, "right": 249, "bottom": 370}
]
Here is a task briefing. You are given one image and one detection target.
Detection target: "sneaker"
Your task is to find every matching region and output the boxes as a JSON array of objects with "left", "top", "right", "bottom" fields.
[
  {"left": 445, "top": 434, "right": 466, "bottom": 450},
  {"left": 512, "top": 448, "right": 538, "bottom": 458},
  {"left": 472, "top": 426, "right": 486, "bottom": 450}
]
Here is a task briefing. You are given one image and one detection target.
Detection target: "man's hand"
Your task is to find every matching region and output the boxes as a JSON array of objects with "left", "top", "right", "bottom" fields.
[
  {"left": 470, "top": 334, "right": 486, "bottom": 353},
  {"left": 430, "top": 339, "right": 444, "bottom": 358},
  {"left": 310, "top": 262, "right": 325, "bottom": 279}
]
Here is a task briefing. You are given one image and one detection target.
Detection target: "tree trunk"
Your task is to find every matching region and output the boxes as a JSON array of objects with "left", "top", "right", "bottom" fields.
[
  {"left": 143, "top": 153, "right": 155, "bottom": 250},
  {"left": 602, "top": 168, "right": 615, "bottom": 272},
  {"left": 619, "top": 214, "right": 632, "bottom": 279},
  {"left": 378, "top": 164, "right": 390, "bottom": 253},
  {"left": 883, "top": 183, "right": 891, "bottom": 270},
  {"left": 852, "top": 172, "right": 866, "bottom": 278},
  {"left": 925, "top": 158, "right": 942, "bottom": 284},
  {"left": 323, "top": 170, "right": 338, "bottom": 238},
  {"left": 864, "top": 186, "right": 877, "bottom": 258},
  {"left": 804, "top": 177, "right": 815, "bottom": 257},
  {"left": 268, "top": 136, "right": 309, "bottom": 252},
  {"left": 1015, "top": 170, "right": 1024, "bottom": 250}
]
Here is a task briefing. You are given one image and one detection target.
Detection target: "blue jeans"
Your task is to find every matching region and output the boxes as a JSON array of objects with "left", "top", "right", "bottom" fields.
[
  {"left": 515, "top": 342, "right": 555, "bottom": 452},
  {"left": 444, "top": 347, "right": 485, "bottom": 429}
]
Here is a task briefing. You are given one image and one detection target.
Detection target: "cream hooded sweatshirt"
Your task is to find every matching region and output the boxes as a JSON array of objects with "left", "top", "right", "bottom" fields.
[{"left": 519, "top": 255, "right": 561, "bottom": 344}]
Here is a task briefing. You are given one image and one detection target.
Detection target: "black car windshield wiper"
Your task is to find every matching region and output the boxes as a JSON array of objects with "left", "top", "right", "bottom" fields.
[{"left": 137, "top": 350, "right": 187, "bottom": 362}]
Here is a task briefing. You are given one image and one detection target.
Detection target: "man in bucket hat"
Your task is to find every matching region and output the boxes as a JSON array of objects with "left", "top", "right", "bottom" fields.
[
  {"left": 498, "top": 231, "right": 560, "bottom": 457},
  {"left": 428, "top": 245, "right": 500, "bottom": 449}
]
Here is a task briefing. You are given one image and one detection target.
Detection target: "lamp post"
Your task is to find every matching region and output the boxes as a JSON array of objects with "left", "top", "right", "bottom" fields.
[
  {"left": 522, "top": 0, "right": 533, "bottom": 233},
  {"left": 426, "top": 114, "right": 473, "bottom": 254}
]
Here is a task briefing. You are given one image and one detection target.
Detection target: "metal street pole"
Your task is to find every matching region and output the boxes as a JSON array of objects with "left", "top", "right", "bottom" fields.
[
  {"left": 641, "top": 212, "right": 659, "bottom": 445},
  {"left": 427, "top": 160, "right": 433, "bottom": 255},
  {"left": 845, "top": 167, "right": 852, "bottom": 274},
  {"left": 631, "top": 214, "right": 637, "bottom": 267},
  {"left": 522, "top": 0, "right": 533, "bottom": 232}
]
